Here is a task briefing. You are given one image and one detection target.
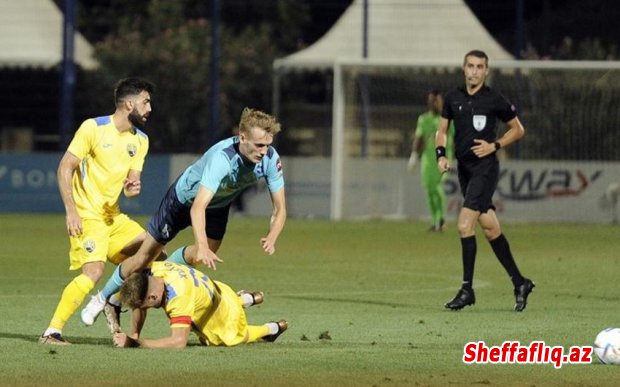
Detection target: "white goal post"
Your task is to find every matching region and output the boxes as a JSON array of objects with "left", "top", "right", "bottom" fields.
[{"left": 274, "top": 58, "right": 620, "bottom": 220}]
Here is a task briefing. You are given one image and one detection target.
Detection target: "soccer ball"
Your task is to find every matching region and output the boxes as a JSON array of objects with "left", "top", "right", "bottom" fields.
[{"left": 594, "top": 328, "right": 620, "bottom": 365}]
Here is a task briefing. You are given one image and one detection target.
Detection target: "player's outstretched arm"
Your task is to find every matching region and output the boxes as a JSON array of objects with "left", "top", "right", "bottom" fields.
[
  {"left": 261, "top": 188, "right": 287, "bottom": 255},
  {"left": 129, "top": 308, "right": 147, "bottom": 338},
  {"left": 114, "top": 326, "right": 191, "bottom": 349},
  {"left": 191, "top": 186, "right": 223, "bottom": 269},
  {"left": 112, "top": 308, "right": 147, "bottom": 347}
]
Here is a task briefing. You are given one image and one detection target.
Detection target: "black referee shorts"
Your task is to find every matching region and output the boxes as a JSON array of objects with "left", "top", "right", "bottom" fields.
[
  {"left": 147, "top": 182, "right": 231, "bottom": 244},
  {"left": 457, "top": 156, "right": 499, "bottom": 213}
]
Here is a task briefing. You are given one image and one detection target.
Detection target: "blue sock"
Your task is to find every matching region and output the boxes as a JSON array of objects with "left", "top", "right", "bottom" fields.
[
  {"left": 166, "top": 246, "right": 190, "bottom": 266},
  {"left": 101, "top": 264, "right": 125, "bottom": 300}
]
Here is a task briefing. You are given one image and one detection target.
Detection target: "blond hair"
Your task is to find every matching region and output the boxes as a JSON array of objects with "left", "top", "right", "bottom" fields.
[
  {"left": 119, "top": 272, "right": 149, "bottom": 309},
  {"left": 238, "top": 107, "right": 281, "bottom": 136}
]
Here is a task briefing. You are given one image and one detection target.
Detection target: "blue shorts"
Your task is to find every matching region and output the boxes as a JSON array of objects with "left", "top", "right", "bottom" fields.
[{"left": 147, "top": 182, "right": 231, "bottom": 244}]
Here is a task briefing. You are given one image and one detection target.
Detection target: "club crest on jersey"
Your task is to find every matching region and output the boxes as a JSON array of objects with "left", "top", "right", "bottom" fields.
[
  {"left": 127, "top": 144, "right": 137, "bottom": 157},
  {"left": 83, "top": 239, "right": 96, "bottom": 253},
  {"left": 472, "top": 115, "right": 487, "bottom": 131}
]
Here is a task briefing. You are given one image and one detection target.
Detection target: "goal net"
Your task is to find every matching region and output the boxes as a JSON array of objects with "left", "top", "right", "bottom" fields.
[{"left": 275, "top": 59, "right": 620, "bottom": 220}]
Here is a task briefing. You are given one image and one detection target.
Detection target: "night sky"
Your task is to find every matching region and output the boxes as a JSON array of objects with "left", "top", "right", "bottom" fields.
[
  {"left": 70, "top": 0, "right": 620, "bottom": 60},
  {"left": 308, "top": 0, "right": 620, "bottom": 59},
  {"left": 464, "top": 0, "right": 620, "bottom": 57}
]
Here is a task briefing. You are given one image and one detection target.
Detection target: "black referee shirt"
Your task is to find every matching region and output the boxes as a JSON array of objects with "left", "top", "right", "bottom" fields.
[{"left": 442, "top": 85, "right": 517, "bottom": 161}]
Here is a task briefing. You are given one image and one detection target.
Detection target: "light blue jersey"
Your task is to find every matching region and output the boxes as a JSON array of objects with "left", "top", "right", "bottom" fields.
[{"left": 175, "top": 136, "right": 284, "bottom": 208}]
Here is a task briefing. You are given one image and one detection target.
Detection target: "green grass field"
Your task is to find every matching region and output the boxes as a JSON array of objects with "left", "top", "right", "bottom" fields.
[{"left": 0, "top": 213, "right": 618, "bottom": 386}]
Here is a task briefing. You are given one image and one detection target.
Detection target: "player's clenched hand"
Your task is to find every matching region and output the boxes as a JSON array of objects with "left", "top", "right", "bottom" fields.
[
  {"left": 113, "top": 332, "right": 129, "bottom": 347},
  {"left": 66, "top": 210, "right": 82, "bottom": 237},
  {"left": 260, "top": 237, "right": 276, "bottom": 255},
  {"left": 123, "top": 178, "right": 141, "bottom": 197},
  {"left": 196, "top": 246, "right": 223, "bottom": 270},
  {"left": 471, "top": 139, "right": 495, "bottom": 158},
  {"left": 113, "top": 332, "right": 139, "bottom": 348},
  {"left": 437, "top": 157, "right": 450, "bottom": 174}
]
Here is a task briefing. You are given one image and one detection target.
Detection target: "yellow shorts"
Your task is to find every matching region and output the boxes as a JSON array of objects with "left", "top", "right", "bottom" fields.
[
  {"left": 68, "top": 213, "right": 144, "bottom": 270},
  {"left": 198, "top": 281, "right": 249, "bottom": 347}
]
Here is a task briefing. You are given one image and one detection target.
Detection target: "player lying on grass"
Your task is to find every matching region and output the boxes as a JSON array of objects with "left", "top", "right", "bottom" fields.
[{"left": 112, "top": 260, "right": 288, "bottom": 348}]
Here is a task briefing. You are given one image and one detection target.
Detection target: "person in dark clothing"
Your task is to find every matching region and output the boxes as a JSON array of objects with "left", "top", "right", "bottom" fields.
[{"left": 435, "top": 50, "right": 535, "bottom": 312}]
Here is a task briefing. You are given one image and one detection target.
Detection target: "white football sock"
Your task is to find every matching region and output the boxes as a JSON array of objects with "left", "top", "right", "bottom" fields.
[
  {"left": 43, "top": 328, "right": 61, "bottom": 337},
  {"left": 267, "top": 322, "right": 279, "bottom": 335},
  {"left": 240, "top": 293, "right": 254, "bottom": 308}
]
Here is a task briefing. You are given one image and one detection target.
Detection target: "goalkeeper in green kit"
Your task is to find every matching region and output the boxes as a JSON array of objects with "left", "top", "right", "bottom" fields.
[{"left": 408, "top": 90, "right": 454, "bottom": 231}]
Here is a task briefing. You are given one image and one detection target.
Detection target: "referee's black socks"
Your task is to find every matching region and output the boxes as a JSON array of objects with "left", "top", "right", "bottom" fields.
[
  {"left": 489, "top": 234, "right": 525, "bottom": 287},
  {"left": 460, "top": 236, "right": 477, "bottom": 290}
]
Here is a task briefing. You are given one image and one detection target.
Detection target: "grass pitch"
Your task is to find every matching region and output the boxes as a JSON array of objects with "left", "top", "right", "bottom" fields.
[{"left": 0, "top": 213, "right": 618, "bottom": 386}]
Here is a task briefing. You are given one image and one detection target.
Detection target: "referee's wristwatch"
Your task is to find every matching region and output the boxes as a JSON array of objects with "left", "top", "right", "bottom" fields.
[{"left": 494, "top": 141, "right": 501, "bottom": 151}]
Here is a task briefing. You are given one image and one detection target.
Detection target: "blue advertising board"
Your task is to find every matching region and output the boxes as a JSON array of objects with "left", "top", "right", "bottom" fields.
[{"left": 0, "top": 153, "right": 170, "bottom": 214}]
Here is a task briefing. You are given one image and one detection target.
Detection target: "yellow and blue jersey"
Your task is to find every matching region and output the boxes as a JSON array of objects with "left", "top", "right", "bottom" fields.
[
  {"left": 151, "top": 261, "right": 250, "bottom": 346},
  {"left": 150, "top": 261, "right": 218, "bottom": 329},
  {"left": 67, "top": 116, "right": 148, "bottom": 219}
]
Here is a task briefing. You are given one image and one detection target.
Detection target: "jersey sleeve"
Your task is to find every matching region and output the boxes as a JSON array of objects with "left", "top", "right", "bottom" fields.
[
  {"left": 164, "top": 283, "right": 194, "bottom": 328},
  {"left": 67, "top": 119, "right": 97, "bottom": 160},
  {"left": 264, "top": 148, "right": 284, "bottom": 192},
  {"left": 441, "top": 93, "right": 454, "bottom": 120},
  {"left": 496, "top": 94, "right": 518, "bottom": 122},
  {"left": 199, "top": 151, "right": 229, "bottom": 192}
]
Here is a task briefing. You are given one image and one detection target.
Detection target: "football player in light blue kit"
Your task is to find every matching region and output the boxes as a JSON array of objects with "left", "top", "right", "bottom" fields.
[{"left": 81, "top": 107, "right": 286, "bottom": 326}]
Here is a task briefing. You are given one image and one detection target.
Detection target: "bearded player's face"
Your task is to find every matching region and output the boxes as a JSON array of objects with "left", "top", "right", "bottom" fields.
[{"left": 128, "top": 90, "right": 152, "bottom": 129}]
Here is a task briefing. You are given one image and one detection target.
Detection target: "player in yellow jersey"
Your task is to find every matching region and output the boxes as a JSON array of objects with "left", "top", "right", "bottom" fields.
[
  {"left": 112, "top": 261, "right": 288, "bottom": 348},
  {"left": 40, "top": 77, "right": 156, "bottom": 345}
]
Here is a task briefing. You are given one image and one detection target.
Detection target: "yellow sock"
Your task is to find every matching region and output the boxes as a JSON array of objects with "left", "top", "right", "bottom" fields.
[
  {"left": 246, "top": 325, "right": 271, "bottom": 343},
  {"left": 48, "top": 274, "right": 95, "bottom": 331}
]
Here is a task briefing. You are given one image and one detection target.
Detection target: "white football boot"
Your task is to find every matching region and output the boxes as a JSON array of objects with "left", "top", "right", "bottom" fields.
[{"left": 81, "top": 290, "right": 106, "bottom": 326}]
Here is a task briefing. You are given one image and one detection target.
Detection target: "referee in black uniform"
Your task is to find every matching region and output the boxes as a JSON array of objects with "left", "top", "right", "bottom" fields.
[{"left": 435, "top": 50, "right": 535, "bottom": 312}]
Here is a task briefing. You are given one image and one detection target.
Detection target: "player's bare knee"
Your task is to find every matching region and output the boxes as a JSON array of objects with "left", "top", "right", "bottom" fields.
[
  {"left": 480, "top": 220, "right": 501, "bottom": 239},
  {"left": 457, "top": 221, "right": 474, "bottom": 237},
  {"left": 121, "top": 252, "right": 152, "bottom": 276},
  {"left": 82, "top": 261, "right": 105, "bottom": 282},
  {"left": 120, "top": 233, "right": 148, "bottom": 257},
  {"left": 483, "top": 227, "right": 501, "bottom": 241}
]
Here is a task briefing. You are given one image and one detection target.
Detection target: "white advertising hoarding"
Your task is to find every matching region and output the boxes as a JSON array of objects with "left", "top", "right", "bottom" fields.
[{"left": 238, "top": 158, "right": 618, "bottom": 224}]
